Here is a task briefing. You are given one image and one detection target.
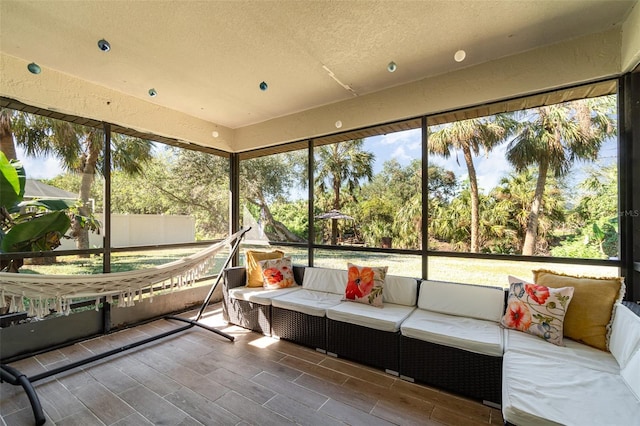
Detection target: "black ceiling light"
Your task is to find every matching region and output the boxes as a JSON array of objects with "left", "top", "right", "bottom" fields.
[
  {"left": 148, "top": 88, "right": 157, "bottom": 97},
  {"left": 259, "top": 81, "right": 268, "bottom": 91},
  {"left": 27, "top": 62, "right": 41, "bottom": 74},
  {"left": 387, "top": 61, "right": 397, "bottom": 72},
  {"left": 97, "top": 39, "right": 111, "bottom": 52}
]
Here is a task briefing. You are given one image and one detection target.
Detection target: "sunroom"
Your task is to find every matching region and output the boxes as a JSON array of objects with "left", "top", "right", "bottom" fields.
[{"left": 1, "top": 1, "right": 640, "bottom": 425}]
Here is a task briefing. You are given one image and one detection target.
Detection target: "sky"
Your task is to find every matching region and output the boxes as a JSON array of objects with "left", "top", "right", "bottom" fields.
[
  {"left": 363, "top": 128, "right": 617, "bottom": 196},
  {"left": 15, "top": 146, "right": 65, "bottom": 180},
  {"left": 15, "top": 128, "right": 617, "bottom": 197}
]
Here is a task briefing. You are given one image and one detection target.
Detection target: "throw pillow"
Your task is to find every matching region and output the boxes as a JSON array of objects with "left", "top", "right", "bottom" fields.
[
  {"left": 501, "top": 276, "right": 574, "bottom": 346},
  {"left": 259, "top": 257, "right": 297, "bottom": 289},
  {"left": 344, "top": 263, "right": 387, "bottom": 307},
  {"left": 245, "top": 249, "right": 284, "bottom": 287},
  {"left": 533, "top": 269, "right": 625, "bottom": 351}
]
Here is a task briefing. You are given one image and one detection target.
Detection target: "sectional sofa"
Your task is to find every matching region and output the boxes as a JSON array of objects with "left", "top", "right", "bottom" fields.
[{"left": 222, "top": 264, "right": 640, "bottom": 425}]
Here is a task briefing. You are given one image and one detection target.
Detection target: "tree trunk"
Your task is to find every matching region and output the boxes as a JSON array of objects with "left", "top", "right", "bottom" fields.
[
  {"left": 463, "top": 146, "right": 480, "bottom": 253},
  {"left": 73, "top": 134, "right": 99, "bottom": 256},
  {"left": 249, "top": 194, "right": 305, "bottom": 243},
  {"left": 0, "top": 110, "right": 17, "bottom": 160},
  {"left": 331, "top": 177, "right": 341, "bottom": 245},
  {"left": 522, "top": 159, "right": 549, "bottom": 255}
]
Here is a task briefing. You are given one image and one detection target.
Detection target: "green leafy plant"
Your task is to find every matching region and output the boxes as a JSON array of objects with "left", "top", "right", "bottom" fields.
[{"left": 0, "top": 152, "right": 99, "bottom": 272}]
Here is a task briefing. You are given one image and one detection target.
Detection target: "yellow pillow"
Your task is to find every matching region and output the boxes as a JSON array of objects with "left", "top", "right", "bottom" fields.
[
  {"left": 533, "top": 269, "right": 625, "bottom": 351},
  {"left": 245, "top": 250, "right": 284, "bottom": 287}
]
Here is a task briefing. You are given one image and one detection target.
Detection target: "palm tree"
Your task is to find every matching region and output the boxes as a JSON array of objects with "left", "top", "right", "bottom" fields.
[
  {"left": 428, "top": 115, "right": 515, "bottom": 252},
  {"left": 0, "top": 109, "right": 153, "bottom": 253},
  {"left": 314, "top": 140, "right": 373, "bottom": 245},
  {"left": 506, "top": 97, "right": 615, "bottom": 255},
  {"left": 491, "top": 168, "right": 565, "bottom": 254}
]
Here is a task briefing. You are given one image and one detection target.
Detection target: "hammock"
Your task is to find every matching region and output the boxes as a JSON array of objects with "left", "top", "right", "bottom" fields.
[{"left": 0, "top": 229, "right": 244, "bottom": 318}]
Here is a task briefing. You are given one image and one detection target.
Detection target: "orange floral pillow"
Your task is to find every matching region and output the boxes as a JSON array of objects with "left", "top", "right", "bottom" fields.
[
  {"left": 501, "top": 276, "right": 574, "bottom": 346},
  {"left": 344, "top": 263, "right": 387, "bottom": 307},
  {"left": 259, "top": 257, "right": 297, "bottom": 289}
]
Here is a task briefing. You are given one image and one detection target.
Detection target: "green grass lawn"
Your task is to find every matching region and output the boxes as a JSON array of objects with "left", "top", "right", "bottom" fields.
[{"left": 18, "top": 244, "right": 619, "bottom": 290}]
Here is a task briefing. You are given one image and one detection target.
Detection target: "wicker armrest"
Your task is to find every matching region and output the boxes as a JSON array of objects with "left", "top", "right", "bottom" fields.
[{"left": 224, "top": 266, "right": 247, "bottom": 290}]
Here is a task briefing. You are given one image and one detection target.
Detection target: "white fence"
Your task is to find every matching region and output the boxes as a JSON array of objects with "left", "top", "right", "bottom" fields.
[{"left": 59, "top": 214, "right": 195, "bottom": 250}]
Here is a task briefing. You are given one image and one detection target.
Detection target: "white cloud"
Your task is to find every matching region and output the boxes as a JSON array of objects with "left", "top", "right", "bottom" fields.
[
  {"left": 14, "top": 146, "right": 64, "bottom": 179},
  {"left": 378, "top": 129, "right": 420, "bottom": 145},
  {"left": 390, "top": 146, "right": 412, "bottom": 163}
]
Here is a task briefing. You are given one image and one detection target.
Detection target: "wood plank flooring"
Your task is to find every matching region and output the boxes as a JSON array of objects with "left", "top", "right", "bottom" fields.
[{"left": 1, "top": 304, "right": 503, "bottom": 425}]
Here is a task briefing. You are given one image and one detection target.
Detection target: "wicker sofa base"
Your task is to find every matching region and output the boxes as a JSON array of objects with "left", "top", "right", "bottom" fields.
[
  {"left": 400, "top": 335, "right": 502, "bottom": 405},
  {"left": 271, "top": 307, "right": 327, "bottom": 351},
  {"left": 327, "top": 319, "right": 400, "bottom": 375},
  {"left": 222, "top": 291, "right": 271, "bottom": 335}
]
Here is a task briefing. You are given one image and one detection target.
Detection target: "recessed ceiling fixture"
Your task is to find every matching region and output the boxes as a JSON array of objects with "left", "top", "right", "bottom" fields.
[
  {"left": 454, "top": 50, "right": 466, "bottom": 62},
  {"left": 212, "top": 131, "right": 219, "bottom": 138},
  {"left": 259, "top": 81, "right": 268, "bottom": 91},
  {"left": 27, "top": 62, "right": 41, "bottom": 74},
  {"left": 97, "top": 39, "right": 111, "bottom": 52},
  {"left": 387, "top": 61, "right": 397, "bottom": 72},
  {"left": 335, "top": 120, "right": 343, "bottom": 129},
  {"left": 148, "top": 88, "right": 157, "bottom": 97}
]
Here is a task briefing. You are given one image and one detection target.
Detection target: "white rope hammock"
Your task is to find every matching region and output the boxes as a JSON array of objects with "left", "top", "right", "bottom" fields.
[{"left": 0, "top": 231, "right": 241, "bottom": 318}]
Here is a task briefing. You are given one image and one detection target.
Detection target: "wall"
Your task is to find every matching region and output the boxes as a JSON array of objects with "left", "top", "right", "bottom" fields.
[
  {"left": 2, "top": 22, "right": 638, "bottom": 153},
  {"left": 58, "top": 214, "right": 195, "bottom": 250},
  {"left": 235, "top": 29, "right": 624, "bottom": 151}
]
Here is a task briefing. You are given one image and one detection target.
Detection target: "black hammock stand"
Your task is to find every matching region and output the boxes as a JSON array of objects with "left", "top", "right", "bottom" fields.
[{"left": 0, "top": 227, "right": 250, "bottom": 426}]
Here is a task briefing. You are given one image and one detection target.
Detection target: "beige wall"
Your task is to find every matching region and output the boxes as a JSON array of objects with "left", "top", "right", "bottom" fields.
[
  {"left": 2, "top": 16, "right": 639, "bottom": 154},
  {"left": 0, "top": 53, "right": 234, "bottom": 151},
  {"left": 235, "top": 28, "right": 624, "bottom": 151},
  {"left": 622, "top": 2, "right": 640, "bottom": 72}
]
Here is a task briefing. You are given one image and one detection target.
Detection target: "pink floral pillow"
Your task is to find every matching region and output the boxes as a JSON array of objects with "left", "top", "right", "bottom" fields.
[
  {"left": 501, "top": 276, "right": 574, "bottom": 346},
  {"left": 344, "top": 263, "right": 387, "bottom": 307},
  {"left": 259, "top": 257, "right": 297, "bottom": 289}
]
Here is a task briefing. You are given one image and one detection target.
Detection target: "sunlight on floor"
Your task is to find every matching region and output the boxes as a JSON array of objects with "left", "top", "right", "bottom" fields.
[{"left": 248, "top": 335, "right": 279, "bottom": 349}]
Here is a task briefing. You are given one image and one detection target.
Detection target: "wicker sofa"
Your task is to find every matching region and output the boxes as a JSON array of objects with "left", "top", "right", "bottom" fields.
[
  {"left": 502, "top": 301, "right": 640, "bottom": 425},
  {"left": 399, "top": 280, "right": 505, "bottom": 405},
  {"left": 222, "top": 265, "right": 640, "bottom": 424},
  {"left": 222, "top": 265, "right": 305, "bottom": 335}
]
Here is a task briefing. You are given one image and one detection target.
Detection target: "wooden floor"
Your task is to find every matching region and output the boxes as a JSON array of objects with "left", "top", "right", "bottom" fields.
[{"left": 1, "top": 304, "right": 503, "bottom": 425}]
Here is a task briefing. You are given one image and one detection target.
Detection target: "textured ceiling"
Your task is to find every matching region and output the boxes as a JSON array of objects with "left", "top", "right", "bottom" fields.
[{"left": 0, "top": 1, "right": 636, "bottom": 130}]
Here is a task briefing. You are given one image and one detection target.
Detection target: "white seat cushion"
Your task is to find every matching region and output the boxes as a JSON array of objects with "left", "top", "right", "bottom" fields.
[
  {"left": 271, "top": 289, "right": 343, "bottom": 317},
  {"left": 228, "top": 285, "right": 301, "bottom": 305},
  {"left": 502, "top": 350, "right": 640, "bottom": 426},
  {"left": 400, "top": 309, "right": 503, "bottom": 356},
  {"left": 326, "top": 302, "right": 415, "bottom": 332},
  {"left": 418, "top": 280, "right": 505, "bottom": 322},
  {"left": 504, "top": 328, "right": 620, "bottom": 374}
]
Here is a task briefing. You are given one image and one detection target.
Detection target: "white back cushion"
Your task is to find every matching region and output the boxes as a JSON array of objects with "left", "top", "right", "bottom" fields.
[
  {"left": 418, "top": 280, "right": 505, "bottom": 322},
  {"left": 384, "top": 275, "right": 418, "bottom": 306},
  {"left": 621, "top": 347, "right": 640, "bottom": 401},
  {"left": 610, "top": 304, "right": 640, "bottom": 368},
  {"left": 302, "top": 267, "right": 348, "bottom": 295}
]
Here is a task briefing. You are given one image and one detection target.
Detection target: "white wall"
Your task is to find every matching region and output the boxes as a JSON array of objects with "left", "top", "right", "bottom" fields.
[{"left": 59, "top": 214, "right": 195, "bottom": 250}]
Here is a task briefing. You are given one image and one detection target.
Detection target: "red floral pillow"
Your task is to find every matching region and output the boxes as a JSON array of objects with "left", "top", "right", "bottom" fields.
[
  {"left": 344, "top": 263, "right": 387, "bottom": 307},
  {"left": 501, "top": 276, "right": 574, "bottom": 346},
  {"left": 259, "top": 257, "right": 297, "bottom": 289}
]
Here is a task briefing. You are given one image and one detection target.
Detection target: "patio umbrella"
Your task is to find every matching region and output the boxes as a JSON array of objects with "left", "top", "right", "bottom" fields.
[
  {"left": 315, "top": 210, "right": 355, "bottom": 244},
  {"left": 315, "top": 209, "right": 354, "bottom": 220}
]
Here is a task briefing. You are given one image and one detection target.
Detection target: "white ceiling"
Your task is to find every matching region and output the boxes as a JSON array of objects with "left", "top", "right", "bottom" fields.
[{"left": 0, "top": 0, "right": 637, "bottom": 131}]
